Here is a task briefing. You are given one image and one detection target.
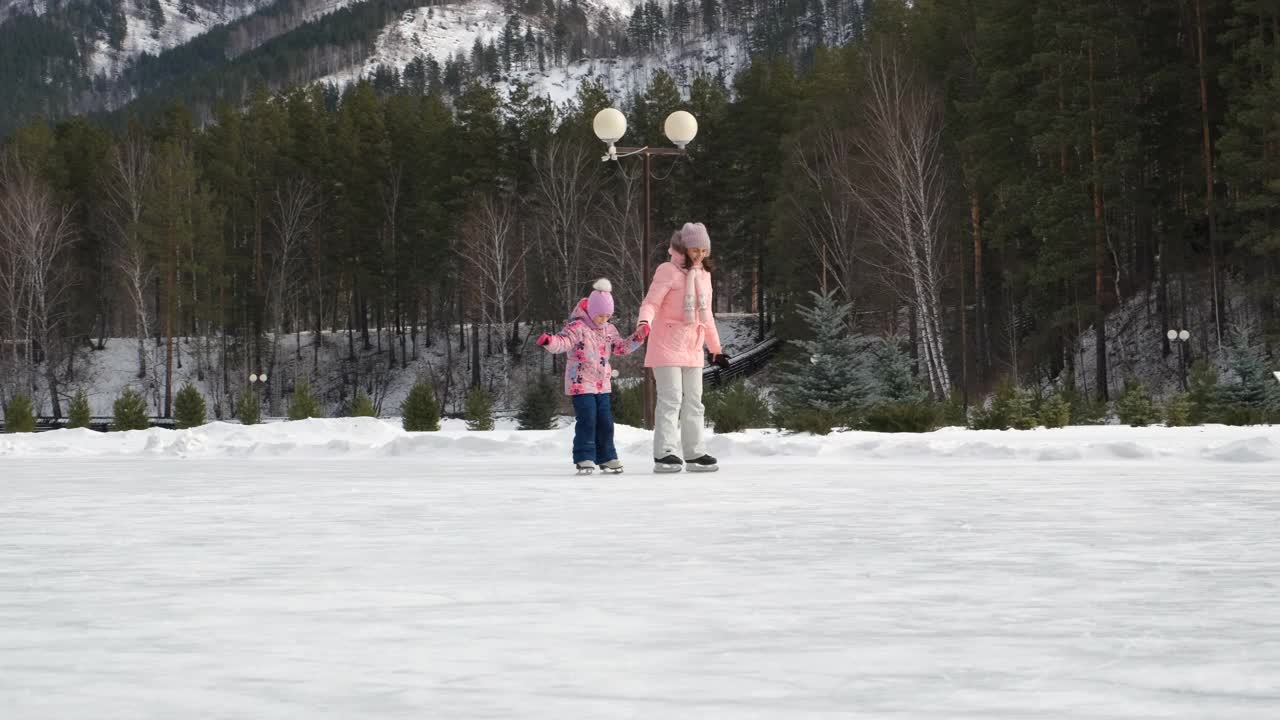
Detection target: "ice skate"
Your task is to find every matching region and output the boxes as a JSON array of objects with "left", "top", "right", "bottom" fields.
[
  {"left": 575, "top": 460, "right": 596, "bottom": 475},
  {"left": 685, "top": 454, "right": 719, "bottom": 473},
  {"left": 653, "top": 455, "right": 684, "bottom": 473},
  {"left": 599, "top": 459, "right": 624, "bottom": 474}
]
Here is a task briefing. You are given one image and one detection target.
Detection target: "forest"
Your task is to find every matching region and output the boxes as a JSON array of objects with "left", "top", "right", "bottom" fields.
[{"left": 2, "top": 0, "right": 1279, "bottom": 427}]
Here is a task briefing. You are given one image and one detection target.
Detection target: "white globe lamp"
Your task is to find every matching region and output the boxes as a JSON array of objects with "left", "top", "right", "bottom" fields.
[
  {"left": 1178, "top": 330, "right": 1190, "bottom": 341},
  {"left": 664, "top": 110, "right": 698, "bottom": 149},
  {"left": 593, "top": 108, "right": 627, "bottom": 144}
]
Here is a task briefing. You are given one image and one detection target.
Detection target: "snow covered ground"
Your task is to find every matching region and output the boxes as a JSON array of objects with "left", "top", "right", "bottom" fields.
[{"left": 2, "top": 421, "right": 1279, "bottom": 717}]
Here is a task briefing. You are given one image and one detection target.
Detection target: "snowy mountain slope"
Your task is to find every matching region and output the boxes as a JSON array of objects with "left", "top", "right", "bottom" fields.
[
  {"left": 88, "top": 0, "right": 278, "bottom": 76},
  {"left": 320, "top": 0, "right": 750, "bottom": 105},
  {"left": 85, "top": 0, "right": 373, "bottom": 76},
  {"left": 0, "top": 0, "right": 44, "bottom": 22}
]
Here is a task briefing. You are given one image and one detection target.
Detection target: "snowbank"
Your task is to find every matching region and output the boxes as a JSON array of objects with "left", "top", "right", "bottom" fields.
[{"left": 3, "top": 418, "right": 1279, "bottom": 465}]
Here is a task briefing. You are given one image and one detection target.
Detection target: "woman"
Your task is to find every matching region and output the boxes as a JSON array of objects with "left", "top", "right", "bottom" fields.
[{"left": 635, "top": 222, "right": 731, "bottom": 473}]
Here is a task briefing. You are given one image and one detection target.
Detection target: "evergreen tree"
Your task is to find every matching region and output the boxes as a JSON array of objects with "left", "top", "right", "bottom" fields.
[
  {"left": 1165, "top": 394, "right": 1192, "bottom": 427},
  {"left": 1116, "top": 380, "right": 1158, "bottom": 427},
  {"left": 401, "top": 381, "right": 441, "bottom": 431},
  {"left": 237, "top": 391, "right": 262, "bottom": 426},
  {"left": 1038, "top": 393, "right": 1072, "bottom": 429},
  {"left": 1187, "top": 359, "right": 1221, "bottom": 424},
  {"left": 701, "top": 0, "right": 720, "bottom": 36},
  {"left": 775, "top": 290, "right": 877, "bottom": 424},
  {"left": 112, "top": 388, "right": 150, "bottom": 431},
  {"left": 350, "top": 390, "right": 377, "bottom": 417},
  {"left": 517, "top": 378, "right": 559, "bottom": 430},
  {"left": 872, "top": 336, "right": 925, "bottom": 403},
  {"left": 1223, "top": 325, "right": 1270, "bottom": 412},
  {"left": 288, "top": 378, "right": 323, "bottom": 420},
  {"left": 173, "top": 383, "right": 207, "bottom": 429},
  {"left": 465, "top": 386, "right": 495, "bottom": 431},
  {"left": 67, "top": 390, "right": 92, "bottom": 429},
  {"left": 5, "top": 395, "right": 36, "bottom": 433}
]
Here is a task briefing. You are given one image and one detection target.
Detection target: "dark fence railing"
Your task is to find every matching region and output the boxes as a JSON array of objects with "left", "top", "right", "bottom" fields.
[
  {"left": 703, "top": 336, "right": 782, "bottom": 388},
  {"left": 0, "top": 417, "right": 178, "bottom": 433}
]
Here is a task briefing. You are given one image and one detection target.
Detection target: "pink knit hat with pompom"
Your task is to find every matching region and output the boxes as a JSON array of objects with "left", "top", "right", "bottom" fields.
[{"left": 587, "top": 278, "right": 614, "bottom": 318}]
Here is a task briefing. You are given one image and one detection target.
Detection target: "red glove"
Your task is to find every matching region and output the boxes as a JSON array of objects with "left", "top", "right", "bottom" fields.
[
  {"left": 536, "top": 333, "right": 553, "bottom": 347},
  {"left": 633, "top": 322, "right": 650, "bottom": 341}
]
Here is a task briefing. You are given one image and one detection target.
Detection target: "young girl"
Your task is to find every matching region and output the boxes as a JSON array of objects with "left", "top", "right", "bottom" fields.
[
  {"left": 634, "top": 223, "right": 731, "bottom": 473},
  {"left": 537, "top": 279, "right": 644, "bottom": 474}
]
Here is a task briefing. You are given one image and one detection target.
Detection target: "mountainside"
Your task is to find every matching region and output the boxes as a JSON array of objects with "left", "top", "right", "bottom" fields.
[
  {"left": 1, "top": 0, "right": 860, "bottom": 135},
  {"left": 0, "top": 0, "right": 358, "bottom": 133}
]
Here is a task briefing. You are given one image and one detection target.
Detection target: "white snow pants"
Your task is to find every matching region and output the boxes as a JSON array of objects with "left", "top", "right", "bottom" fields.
[{"left": 652, "top": 366, "right": 706, "bottom": 460}]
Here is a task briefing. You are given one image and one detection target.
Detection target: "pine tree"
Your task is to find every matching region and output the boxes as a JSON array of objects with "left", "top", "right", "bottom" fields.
[
  {"left": 872, "top": 336, "right": 925, "bottom": 403},
  {"left": 1038, "top": 393, "right": 1072, "bottom": 429},
  {"left": 350, "top": 390, "right": 377, "bottom": 417},
  {"left": 4, "top": 395, "right": 36, "bottom": 433},
  {"left": 1223, "top": 325, "right": 1270, "bottom": 412},
  {"left": 517, "top": 378, "right": 559, "bottom": 430},
  {"left": 67, "top": 390, "right": 92, "bottom": 429},
  {"left": 1187, "top": 360, "right": 1221, "bottom": 425},
  {"left": 465, "top": 386, "right": 495, "bottom": 431},
  {"left": 237, "top": 391, "right": 261, "bottom": 426},
  {"left": 401, "top": 381, "right": 441, "bottom": 431},
  {"left": 112, "top": 388, "right": 150, "bottom": 431},
  {"left": 173, "top": 383, "right": 207, "bottom": 429},
  {"left": 775, "top": 290, "right": 877, "bottom": 425},
  {"left": 288, "top": 378, "right": 323, "bottom": 420},
  {"left": 1116, "top": 380, "right": 1158, "bottom": 427}
]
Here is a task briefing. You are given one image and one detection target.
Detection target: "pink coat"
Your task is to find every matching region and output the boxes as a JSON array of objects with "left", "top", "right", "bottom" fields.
[
  {"left": 637, "top": 260, "right": 722, "bottom": 368},
  {"left": 542, "top": 300, "right": 642, "bottom": 395}
]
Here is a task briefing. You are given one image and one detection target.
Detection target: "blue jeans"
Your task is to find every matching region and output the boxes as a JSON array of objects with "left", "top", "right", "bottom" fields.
[{"left": 571, "top": 393, "right": 616, "bottom": 464}]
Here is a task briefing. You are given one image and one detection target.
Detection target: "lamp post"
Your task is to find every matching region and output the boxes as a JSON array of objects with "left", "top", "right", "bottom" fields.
[
  {"left": 592, "top": 107, "right": 698, "bottom": 430},
  {"left": 1166, "top": 329, "right": 1190, "bottom": 390},
  {"left": 249, "top": 371, "right": 268, "bottom": 414}
]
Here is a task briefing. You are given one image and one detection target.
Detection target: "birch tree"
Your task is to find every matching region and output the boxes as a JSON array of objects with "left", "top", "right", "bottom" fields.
[
  {"left": 847, "top": 46, "right": 952, "bottom": 397},
  {"left": 459, "top": 193, "right": 526, "bottom": 398},
  {"left": 0, "top": 151, "right": 78, "bottom": 417},
  {"left": 266, "top": 177, "right": 319, "bottom": 411},
  {"left": 105, "top": 134, "right": 153, "bottom": 379},
  {"left": 532, "top": 137, "right": 601, "bottom": 316},
  {"left": 788, "top": 117, "right": 863, "bottom": 304}
]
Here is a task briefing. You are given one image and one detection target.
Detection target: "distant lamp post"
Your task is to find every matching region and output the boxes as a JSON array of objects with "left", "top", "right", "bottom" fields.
[
  {"left": 1166, "top": 329, "right": 1190, "bottom": 390},
  {"left": 593, "top": 107, "right": 698, "bottom": 429},
  {"left": 249, "top": 371, "right": 268, "bottom": 409}
]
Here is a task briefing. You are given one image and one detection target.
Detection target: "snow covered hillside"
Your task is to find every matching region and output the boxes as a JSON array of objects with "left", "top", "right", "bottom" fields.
[
  {"left": 29, "top": 315, "right": 760, "bottom": 419},
  {"left": 321, "top": 0, "right": 750, "bottom": 104},
  {"left": 86, "top": 0, "right": 359, "bottom": 77},
  {"left": 2, "top": 422, "right": 1277, "bottom": 718}
]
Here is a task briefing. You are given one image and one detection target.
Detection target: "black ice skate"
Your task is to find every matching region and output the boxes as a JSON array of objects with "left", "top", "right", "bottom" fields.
[
  {"left": 685, "top": 455, "right": 719, "bottom": 473},
  {"left": 653, "top": 455, "right": 684, "bottom": 474}
]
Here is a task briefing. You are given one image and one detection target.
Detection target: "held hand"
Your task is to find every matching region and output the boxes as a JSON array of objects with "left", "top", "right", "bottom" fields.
[
  {"left": 633, "top": 322, "right": 650, "bottom": 341},
  {"left": 536, "top": 333, "right": 553, "bottom": 347},
  {"left": 710, "top": 353, "right": 731, "bottom": 369}
]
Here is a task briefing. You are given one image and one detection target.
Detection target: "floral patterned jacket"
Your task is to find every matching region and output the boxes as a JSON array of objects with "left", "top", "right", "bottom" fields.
[{"left": 541, "top": 299, "right": 642, "bottom": 395}]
